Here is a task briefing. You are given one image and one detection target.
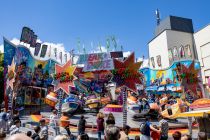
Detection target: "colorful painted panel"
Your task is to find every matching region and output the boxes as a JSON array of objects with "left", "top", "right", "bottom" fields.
[
  {"left": 4, "top": 39, "right": 56, "bottom": 88},
  {"left": 140, "top": 60, "right": 201, "bottom": 95}
]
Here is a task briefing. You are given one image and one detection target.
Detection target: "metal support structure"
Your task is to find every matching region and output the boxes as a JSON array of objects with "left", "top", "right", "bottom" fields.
[
  {"left": 122, "top": 87, "right": 127, "bottom": 127},
  {"left": 57, "top": 89, "right": 63, "bottom": 118}
]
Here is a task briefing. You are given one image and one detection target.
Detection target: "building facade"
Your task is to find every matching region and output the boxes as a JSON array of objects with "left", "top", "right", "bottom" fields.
[
  {"left": 147, "top": 15, "right": 210, "bottom": 97},
  {"left": 148, "top": 16, "right": 197, "bottom": 70},
  {"left": 194, "top": 24, "right": 210, "bottom": 96}
]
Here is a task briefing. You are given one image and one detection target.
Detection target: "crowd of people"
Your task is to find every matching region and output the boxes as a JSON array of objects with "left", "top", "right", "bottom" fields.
[{"left": 0, "top": 107, "right": 209, "bottom": 140}]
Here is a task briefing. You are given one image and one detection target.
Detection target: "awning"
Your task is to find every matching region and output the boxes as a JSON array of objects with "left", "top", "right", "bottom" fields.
[{"left": 176, "top": 109, "right": 210, "bottom": 118}]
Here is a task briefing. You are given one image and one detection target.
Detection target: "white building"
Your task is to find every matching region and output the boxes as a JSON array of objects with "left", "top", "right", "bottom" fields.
[
  {"left": 148, "top": 16, "right": 197, "bottom": 69},
  {"left": 194, "top": 24, "right": 210, "bottom": 94}
]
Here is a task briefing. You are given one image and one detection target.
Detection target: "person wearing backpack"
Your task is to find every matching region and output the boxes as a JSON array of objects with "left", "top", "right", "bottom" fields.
[{"left": 140, "top": 117, "right": 160, "bottom": 140}]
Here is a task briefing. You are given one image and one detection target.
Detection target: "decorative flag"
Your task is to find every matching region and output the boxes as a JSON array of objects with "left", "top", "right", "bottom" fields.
[
  {"left": 40, "top": 45, "right": 48, "bottom": 58},
  {"left": 111, "top": 36, "right": 117, "bottom": 51},
  {"left": 99, "top": 42, "right": 102, "bottom": 52},
  {"left": 83, "top": 44, "right": 86, "bottom": 54},
  {"left": 121, "top": 45, "right": 123, "bottom": 51},
  {"left": 106, "top": 38, "right": 110, "bottom": 50},
  {"left": 77, "top": 38, "right": 81, "bottom": 54},
  {"left": 53, "top": 60, "right": 77, "bottom": 94}
]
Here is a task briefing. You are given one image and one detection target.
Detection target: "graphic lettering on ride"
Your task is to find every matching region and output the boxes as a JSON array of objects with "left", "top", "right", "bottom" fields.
[
  {"left": 83, "top": 53, "right": 114, "bottom": 72},
  {"left": 112, "top": 68, "right": 141, "bottom": 79},
  {"left": 53, "top": 72, "right": 74, "bottom": 83},
  {"left": 20, "top": 27, "right": 37, "bottom": 47}
]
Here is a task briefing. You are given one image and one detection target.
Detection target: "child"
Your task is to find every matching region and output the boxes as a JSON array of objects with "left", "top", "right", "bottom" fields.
[{"left": 151, "top": 125, "right": 160, "bottom": 140}]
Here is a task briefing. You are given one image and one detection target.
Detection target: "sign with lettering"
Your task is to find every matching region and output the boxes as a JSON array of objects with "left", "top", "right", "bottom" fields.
[
  {"left": 83, "top": 53, "right": 114, "bottom": 72},
  {"left": 20, "top": 27, "right": 37, "bottom": 47}
]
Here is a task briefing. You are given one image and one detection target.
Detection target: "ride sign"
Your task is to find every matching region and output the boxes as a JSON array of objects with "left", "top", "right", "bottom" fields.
[{"left": 83, "top": 53, "right": 114, "bottom": 72}]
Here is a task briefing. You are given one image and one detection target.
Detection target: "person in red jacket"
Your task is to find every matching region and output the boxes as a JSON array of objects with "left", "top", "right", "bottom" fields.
[
  {"left": 96, "top": 112, "right": 105, "bottom": 140},
  {"left": 151, "top": 125, "right": 160, "bottom": 140}
]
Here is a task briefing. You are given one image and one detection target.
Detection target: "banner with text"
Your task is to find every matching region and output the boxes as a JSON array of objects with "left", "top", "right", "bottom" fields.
[{"left": 83, "top": 53, "right": 114, "bottom": 72}]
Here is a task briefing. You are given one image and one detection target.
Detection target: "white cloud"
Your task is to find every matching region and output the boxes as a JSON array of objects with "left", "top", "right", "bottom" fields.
[
  {"left": 0, "top": 44, "right": 3, "bottom": 53},
  {"left": 136, "top": 57, "right": 149, "bottom": 68},
  {"left": 10, "top": 38, "right": 20, "bottom": 45},
  {"left": 91, "top": 46, "right": 108, "bottom": 53},
  {"left": 0, "top": 38, "right": 20, "bottom": 53},
  {"left": 123, "top": 51, "right": 131, "bottom": 58}
]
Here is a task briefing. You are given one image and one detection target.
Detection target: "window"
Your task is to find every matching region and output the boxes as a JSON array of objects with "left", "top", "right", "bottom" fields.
[
  {"left": 179, "top": 45, "right": 185, "bottom": 58},
  {"left": 151, "top": 57, "right": 155, "bottom": 68},
  {"left": 168, "top": 49, "right": 173, "bottom": 65},
  {"left": 173, "top": 47, "right": 178, "bottom": 60},
  {"left": 185, "top": 44, "right": 192, "bottom": 58},
  {"left": 156, "top": 55, "right": 161, "bottom": 67}
]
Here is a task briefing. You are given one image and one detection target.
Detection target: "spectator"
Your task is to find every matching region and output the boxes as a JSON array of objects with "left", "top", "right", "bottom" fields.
[
  {"left": 159, "top": 115, "right": 169, "bottom": 140},
  {"left": 78, "top": 115, "right": 86, "bottom": 135},
  {"left": 12, "top": 111, "right": 20, "bottom": 122},
  {"left": 140, "top": 117, "right": 160, "bottom": 140},
  {"left": 198, "top": 132, "right": 207, "bottom": 140},
  {"left": 54, "top": 134, "right": 69, "bottom": 140},
  {"left": 0, "top": 129, "right": 6, "bottom": 140},
  {"left": 181, "top": 134, "right": 192, "bottom": 140},
  {"left": 7, "top": 133, "right": 32, "bottom": 140},
  {"left": 39, "top": 119, "right": 48, "bottom": 140},
  {"left": 27, "top": 131, "right": 32, "bottom": 137},
  {"left": 105, "top": 125, "right": 120, "bottom": 140},
  {"left": 9, "top": 120, "right": 21, "bottom": 135},
  {"left": 31, "top": 126, "right": 41, "bottom": 140},
  {"left": 78, "top": 133, "right": 89, "bottom": 140},
  {"left": 96, "top": 112, "right": 105, "bottom": 140},
  {"left": 60, "top": 112, "right": 71, "bottom": 137},
  {"left": 0, "top": 108, "right": 8, "bottom": 131},
  {"left": 119, "top": 125, "right": 130, "bottom": 140},
  {"left": 134, "top": 136, "right": 140, "bottom": 140},
  {"left": 172, "top": 131, "right": 182, "bottom": 140},
  {"left": 49, "top": 110, "right": 59, "bottom": 135},
  {"left": 151, "top": 125, "right": 160, "bottom": 140},
  {"left": 106, "top": 113, "right": 115, "bottom": 127}
]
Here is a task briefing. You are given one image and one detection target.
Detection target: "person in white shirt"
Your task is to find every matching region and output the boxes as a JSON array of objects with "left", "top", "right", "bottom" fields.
[{"left": 49, "top": 110, "right": 59, "bottom": 135}]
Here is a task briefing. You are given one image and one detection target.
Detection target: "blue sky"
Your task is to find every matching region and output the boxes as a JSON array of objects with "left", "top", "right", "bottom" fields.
[{"left": 0, "top": 0, "right": 210, "bottom": 58}]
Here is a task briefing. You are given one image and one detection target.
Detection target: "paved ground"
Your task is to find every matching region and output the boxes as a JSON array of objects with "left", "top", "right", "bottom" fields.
[{"left": 17, "top": 109, "right": 199, "bottom": 140}]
